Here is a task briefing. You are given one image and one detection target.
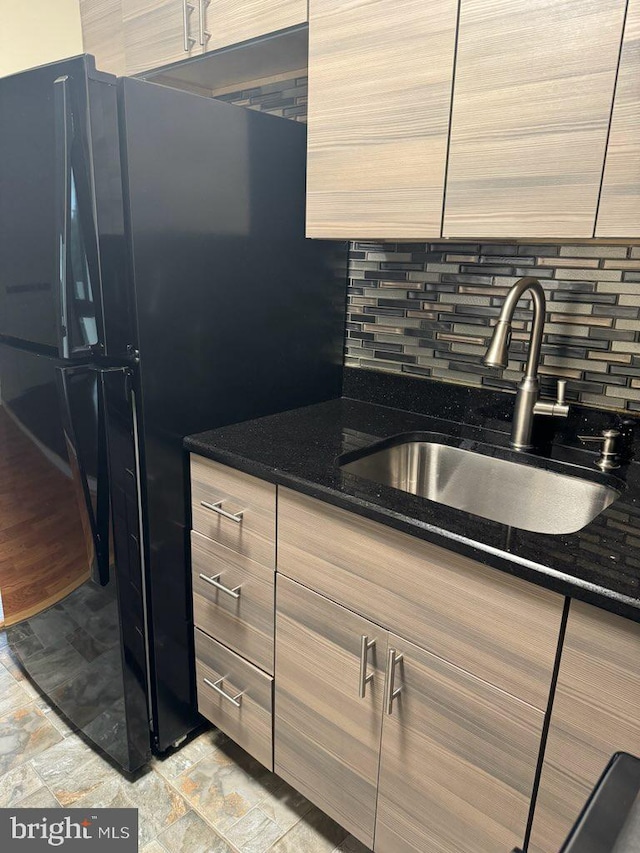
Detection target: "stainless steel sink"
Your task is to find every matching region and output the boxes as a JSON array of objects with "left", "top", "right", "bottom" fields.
[{"left": 340, "top": 437, "right": 620, "bottom": 535}]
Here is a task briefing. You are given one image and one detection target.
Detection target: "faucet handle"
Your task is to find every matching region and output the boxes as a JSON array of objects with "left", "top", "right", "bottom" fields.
[
  {"left": 533, "top": 378, "right": 570, "bottom": 418},
  {"left": 556, "top": 379, "right": 567, "bottom": 406}
]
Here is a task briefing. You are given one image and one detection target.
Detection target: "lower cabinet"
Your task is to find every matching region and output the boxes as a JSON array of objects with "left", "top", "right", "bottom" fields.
[
  {"left": 275, "top": 575, "right": 387, "bottom": 847},
  {"left": 275, "top": 575, "right": 545, "bottom": 852},
  {"left": 528, "top": 601, "right": 640, "bottom": 853}
]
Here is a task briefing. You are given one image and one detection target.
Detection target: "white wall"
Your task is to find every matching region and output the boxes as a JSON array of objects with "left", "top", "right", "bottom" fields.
[{"left": 0, "top": 0, "right": 83, "bottom": 78}]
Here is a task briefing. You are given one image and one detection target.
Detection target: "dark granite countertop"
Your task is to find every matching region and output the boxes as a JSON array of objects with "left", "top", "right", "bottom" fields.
[{"left": 185, "top": 370, "right": 640, "bottom": 622}]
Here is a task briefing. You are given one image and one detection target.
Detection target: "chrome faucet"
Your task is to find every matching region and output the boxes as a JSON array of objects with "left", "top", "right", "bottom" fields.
[{"left": 484, "top": 276, "right": 569, "bottom": 450}]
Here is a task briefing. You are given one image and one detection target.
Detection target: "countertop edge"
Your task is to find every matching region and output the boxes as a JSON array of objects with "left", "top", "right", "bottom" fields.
[{"left": 184, "top": 436, "right": 640, "bottom": 623}]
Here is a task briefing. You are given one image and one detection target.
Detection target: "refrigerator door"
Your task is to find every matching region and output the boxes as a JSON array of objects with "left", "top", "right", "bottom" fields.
[
  {"left": 0, "top": 344, "right": 150, "bottom": 771},
  {"left": 0, "top": 56, "right": 113, "bottom": 358}
]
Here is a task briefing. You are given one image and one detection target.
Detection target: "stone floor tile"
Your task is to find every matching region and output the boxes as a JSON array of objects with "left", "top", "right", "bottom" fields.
[
  {"left": 225, "top": 806, "right": 285, "bottom": 853},
  {"left": 34, "top": 698, "right": 77, "bottom": 738},
  {"left": 258, "top": 778, "right": 314, "bottom": 832},
  {"left": 121, "top": 767, "right": 190, "bottom": 845},
  {"left": 0, "top": 678, "right": 33, "bottom": 717},
  {"left": 153, "top": 727, "right": 228, "bottom": 782},
  {"left": 31, "top": 735, "right": 118, "bottom": 806},
  {"left": 175, "top": 743, "right": 274, "bottom": 833},
  {"left": 0, "top": 704, "right": 62, "bottom": 775},
  {"left": 0, "top": 761, "right": 43, "bottom": 807},
  {"left": 333, "top": 834, "right": 373, "bottom": 853},
  {"left": 140, "top": 843, "right": 166, "bottom": 853},
  {"left": 156, "top": 810, "right": 235, "bottom": 853},
  {"left": 268, "top": 806, "right": 349, "bottom": 853},
  {"left": 14, "top": 786, "right": 60, "bottom": 808}
]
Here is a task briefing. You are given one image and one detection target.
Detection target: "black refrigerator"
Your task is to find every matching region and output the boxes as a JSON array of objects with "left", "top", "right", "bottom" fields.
[{"left": 0, "top": 55, "right": 346, "bottom": 772}]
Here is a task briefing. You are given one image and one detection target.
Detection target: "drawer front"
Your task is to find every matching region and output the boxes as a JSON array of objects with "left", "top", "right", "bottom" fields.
[
  {"left": 278, "top": 488, "right": 563, "bottom": 709},
  {"left": 195, "top": 628, "right": 273, "bottom": 770},
  {"left": 190, "top": 455, "right": 276, "bottom": 568},
  {"left": 192, "top": 530, "right": 275, "bottom": 674}
]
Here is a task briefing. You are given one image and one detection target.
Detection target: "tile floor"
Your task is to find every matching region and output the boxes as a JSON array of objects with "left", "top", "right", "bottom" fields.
[{"left": 0, "top": 630, "right": 371, "bottom": 853}]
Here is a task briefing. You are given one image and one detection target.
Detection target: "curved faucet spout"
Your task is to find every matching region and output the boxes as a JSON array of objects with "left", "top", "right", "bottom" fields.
[
  {"left": 484, "top": 277, "right": 546, "bottom": 379},
  {"left": 483, "top": 276, "right": 552, "bottom": 450}
]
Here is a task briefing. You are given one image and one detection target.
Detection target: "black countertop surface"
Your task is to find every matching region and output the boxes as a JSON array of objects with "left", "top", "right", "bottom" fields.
[{"left": 185, "top": 370, "right": 640, "bottom": 622}]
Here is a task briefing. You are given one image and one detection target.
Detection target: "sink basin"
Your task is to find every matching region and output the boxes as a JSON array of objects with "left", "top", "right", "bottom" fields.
[{"left": 340, "top": 435, "right": 620, "bottom": 535}]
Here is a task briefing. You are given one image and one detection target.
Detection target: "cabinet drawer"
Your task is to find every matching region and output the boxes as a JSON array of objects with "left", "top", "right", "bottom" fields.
[
  {"left": 192, "top": 530, "right": 274, "bottom": 674},
  {"left": 195, "top": 628, "right": 273, "bottom": 770},
  {"left": 190, "top": 455, "right": 276, "bottom": 569},
  {"left": 278, "top": 488, "right": 563, "bottom": 709}
]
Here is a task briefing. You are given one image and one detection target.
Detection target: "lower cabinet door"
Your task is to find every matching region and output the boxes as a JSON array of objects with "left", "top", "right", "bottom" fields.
[
  {"left": 275, "top": 576, "right": 387, "bottom": 848},
  {"left": 375, "top": 634, "right": 544, "bottom": 853}
]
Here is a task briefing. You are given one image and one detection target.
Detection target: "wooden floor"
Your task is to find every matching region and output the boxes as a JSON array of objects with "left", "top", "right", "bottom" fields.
[{"left": 0, "top": 405, "right": 90, "bottom": 626}]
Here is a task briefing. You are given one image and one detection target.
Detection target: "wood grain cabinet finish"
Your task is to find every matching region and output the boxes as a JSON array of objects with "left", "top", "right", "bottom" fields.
[
  {"left": 596, "top": 0, "right": 640, "bottom": 237},
  {"left": 191, "top": 530, "right": 275, "bottom": 674},
  {"left": 123, "top": 0, "right": 202, "bottom": 76},
  {"left": 375, "top": 633, "right": 543, "bottom": 853},
  {"left": 195, "top": 627, "right": 273, "bottom": 770},
  {"left": 275, "top": 576, "right": 388, "bottom": 848},
  {"left": 80, "top": 0, "right": 125, "bottom": 76},
  {"left": 444, "top": 0, "right": 628, "bottom": 238},
  {"left": 190, "top": 456, "right": 276, "bottom": 569},
  {"left": 305, "top": 0, "right": 458, "bottom": 239},
  {"left": 277, "top": 488, "right": 563, "bottom": 709},
  {"left": 529, "top": 601, "right": 640, "bottom": 853},
  {"left": 202, "top": 0, "right": 307, "bottom": 54}
]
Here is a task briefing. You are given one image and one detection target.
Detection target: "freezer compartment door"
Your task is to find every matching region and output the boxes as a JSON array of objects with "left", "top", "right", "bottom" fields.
[
  {"left": 0, "top": 345, "right": 150, "bottom": 771},
  {"left": 0, "top": 56, "right": 121, "bottom": 358}
]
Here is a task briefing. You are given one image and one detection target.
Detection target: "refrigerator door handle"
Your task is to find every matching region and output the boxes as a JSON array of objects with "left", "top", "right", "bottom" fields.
[
  {"left": 54, "top": 75, "right": 72, "bottom": 359},
  {"left": 56, "top": 365, "right": 111, "bottom": 586}
]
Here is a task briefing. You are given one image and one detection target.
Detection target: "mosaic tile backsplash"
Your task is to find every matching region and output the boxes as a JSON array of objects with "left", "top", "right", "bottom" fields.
[
  {"left": 345, "top": 243, "right": 640, "bottom": 413},
  {"left": 219, "top": 76, "right": 640, "bottom": 414}
]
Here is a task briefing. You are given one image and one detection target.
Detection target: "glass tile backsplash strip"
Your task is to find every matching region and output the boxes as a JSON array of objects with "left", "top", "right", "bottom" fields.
[{"left": 345, "top": 242, "right": 640, "bottom": 413}]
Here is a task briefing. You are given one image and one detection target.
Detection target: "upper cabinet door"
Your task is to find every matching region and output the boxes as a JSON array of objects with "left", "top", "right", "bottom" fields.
[
  {"left": 80, "top": 0, "right": 125, "bottom": 76},
  {"left": 123, "top": 0, "right": 201, "bottom": 76},
  {"left": 306, "top": 0, "right": 458, "bottom": 239},
  {"left": 202, "top": 0, "right": 307, "bottom": 53},
  {"left": 596, "top": 0, "right": 640, "bottom": 237},
  {"left": 444, "top": 0, "right": 628, "bottom": 239}
]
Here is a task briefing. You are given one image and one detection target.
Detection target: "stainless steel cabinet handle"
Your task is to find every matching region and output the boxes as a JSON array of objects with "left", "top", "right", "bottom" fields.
[
  {"left": 198, "top": 572, "right": 242, "bottom": 599},
  {"left": 358, "top": 635, "right": 376, "bottom": 698},
  {"left": 198, "top": 0, "right": 211, "bottom": 45},
  {"left": 183, "top": 0, "right": 196, "bottom": 51},
  {"left": 200, "top": 500, "right": 244, "bottom": 523},
  {"left": 203, "top": 676, "right": 243, "bottom": 708},
  {"left": 384, "top": 648, "right": 404, "bottom": 715}
]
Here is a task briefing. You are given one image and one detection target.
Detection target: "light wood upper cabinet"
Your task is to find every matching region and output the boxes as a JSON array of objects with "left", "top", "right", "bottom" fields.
[
  {"left": 123, "top": 0, "right": 202, "bottom": 76},
  {"left": 376, "top": 633, "right": 543, "bottom": 853},
  {"left": 596, "top": 0, "right": 640, "bottom": 237},
  {"left": 529, "top": 601, "right": 640, "bottom": 853},
  {"left": 275, "top": 576, "right": 388, "bottom": 848},
  {"left": 80, "top": 0, "right": 125, "bottom": 76},
  {"left": 305, "top": 0, "right": 459, "bottom": 239},
  {"left": 443, "top": 0, "right": 628, "bottom": 238},
  {"left": 202, "top": 0, "right": 307, "bottom": 54}
]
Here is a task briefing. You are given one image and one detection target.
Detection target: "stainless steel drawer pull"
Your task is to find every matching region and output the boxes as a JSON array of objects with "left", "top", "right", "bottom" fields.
[
  {"left": 182, "top": 0, "right": 196, "bottom": 51},
  {"left": 198, "top": 573, "right": 242, "bottom": 599},
  {"left": 384, "top": 648, "right": 404, "bottom": 715},
  {"left": 200, "top": 500, "right": 244, "bottom": 523},
  {"left": 203, "top": 676, "right": 244, "bottom": 708},
  {"left": 358, "top": 635, "right": 376, "bottom": 698},
  {"left": 198, "top": 0, "right": 211, "bottom": 45}
]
